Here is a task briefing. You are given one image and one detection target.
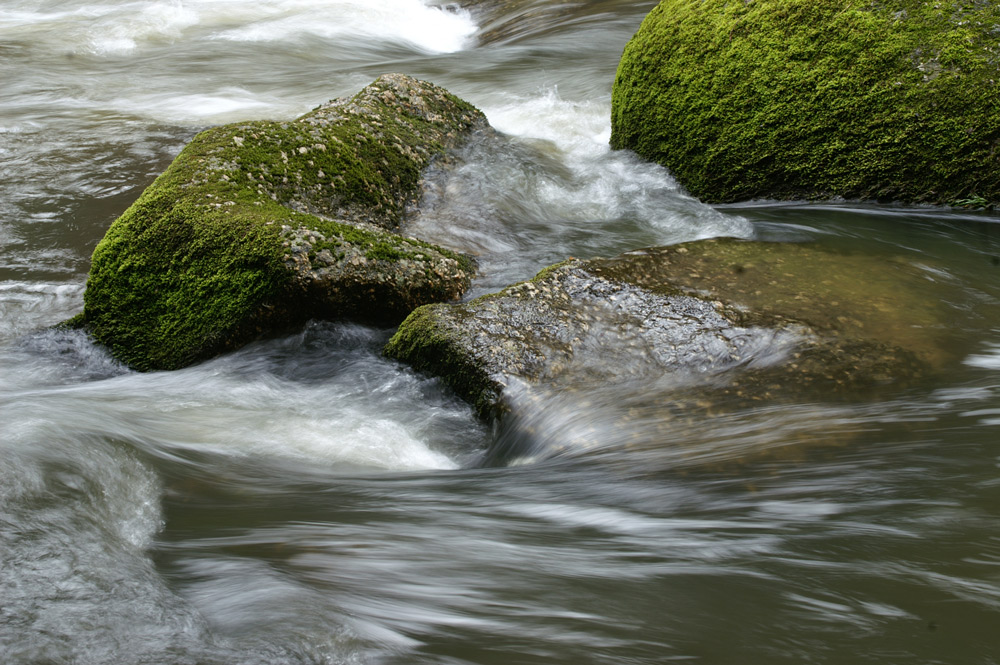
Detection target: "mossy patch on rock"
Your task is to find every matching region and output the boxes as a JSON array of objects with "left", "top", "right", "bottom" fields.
[
  {"left": 80, "top": 74, "right": 485, "bottom": 371},
  {"left": 385, "top": 238, "right": 953, "bottom": 420},
  {"left": 610, "top": 0, "right": 1000, "bottom": 206}
]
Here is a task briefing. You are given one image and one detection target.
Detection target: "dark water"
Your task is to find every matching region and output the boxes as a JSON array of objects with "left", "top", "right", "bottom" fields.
[{"left": 2, "top": 1, "right": 1000, "bottom": 663}]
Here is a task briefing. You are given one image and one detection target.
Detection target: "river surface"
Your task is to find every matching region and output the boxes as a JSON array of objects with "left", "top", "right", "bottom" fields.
[{"left": 3, "top": 1, "right": 1000, "bottom": 663}]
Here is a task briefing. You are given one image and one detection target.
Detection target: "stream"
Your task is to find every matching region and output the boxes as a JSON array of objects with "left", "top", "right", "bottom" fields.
[{"left": 2, "top": 1, "right": 1000, "bottom": 663}]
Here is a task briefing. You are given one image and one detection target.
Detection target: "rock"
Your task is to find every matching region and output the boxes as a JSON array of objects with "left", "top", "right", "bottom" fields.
[
  {"left": 610, "top": 0, "right": 1000, "bottom": 206},
  {"left": 384, "top": 238, "right": 952, "bottom": 420},
  {"left": 79, "top": 74, "right": 486, "bottom": 371}
]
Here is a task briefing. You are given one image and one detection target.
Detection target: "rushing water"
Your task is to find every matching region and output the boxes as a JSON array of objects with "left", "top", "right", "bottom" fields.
[{"left": 3, "top": 1, "right": 1000, "bottom": 663}]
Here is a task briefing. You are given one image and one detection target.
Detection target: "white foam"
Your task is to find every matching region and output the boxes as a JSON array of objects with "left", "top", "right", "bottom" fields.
[
  {"left": 108, "top": 89, "right": 286, "bottom": 124},
  {"left": 211, "top": 0, "right": 476, "bottom": 54},
  {"left": 1, "top": 0, "right": 475, "bottom": 57},
  {"left": 135, "top": 378, "right": 465, "bottom": 472},
  {"left": 965, "top": 343, "right": 1000, "bottom": 370},
  {"left": 5, "top": 344, "right": 470, "bottom": 473},
  {"left": 89, "top": 1, "right": 200, "bottom": 55},
  {"left": 0, "top": 281, "right": 85, "bottom": 343},
  {"left": 262, "top": 416, "right": 460, "bottom": 471},
  {"left": 486, "top": 88, "right": 612, "bottom": 159},
  {"left": 482, "top": 89, "right": 754, "bottom": 241}
]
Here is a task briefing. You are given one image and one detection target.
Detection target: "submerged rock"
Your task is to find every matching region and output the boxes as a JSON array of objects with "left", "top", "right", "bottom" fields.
[
  {"left": 385, "top": 238, "right": 951, "bottom": 420},
  {"left": 79, "top": 74, "right": 485, "bottom": 371},
  {"left": 610, "top": 0, "right": 1000, "bottom": 205}
]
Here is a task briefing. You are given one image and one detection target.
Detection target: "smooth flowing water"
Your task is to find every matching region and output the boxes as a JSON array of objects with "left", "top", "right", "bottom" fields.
[{"left": 2, "top": 1, "right": 1000, "bottom": 663}]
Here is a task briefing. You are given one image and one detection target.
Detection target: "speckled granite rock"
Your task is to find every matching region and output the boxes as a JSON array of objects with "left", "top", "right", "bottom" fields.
[{"left": 385, "top": 238, "right": 949, "bottom": 419}]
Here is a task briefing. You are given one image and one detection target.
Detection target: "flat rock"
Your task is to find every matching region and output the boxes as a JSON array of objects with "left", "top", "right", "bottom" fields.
[{"left": 385, "top": 238, "right": 951, "bottom": 420}]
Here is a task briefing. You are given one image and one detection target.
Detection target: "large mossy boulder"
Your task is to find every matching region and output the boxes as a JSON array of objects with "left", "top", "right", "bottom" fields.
[
  {"left": 610, "top": 0, "right": 1000, "bottom": 205},
  {"left": 385, "top": 238, "right": 953, "bottom": 420},
  {"left": 81, "top": 74, "right": 485, "bottom": 371}
]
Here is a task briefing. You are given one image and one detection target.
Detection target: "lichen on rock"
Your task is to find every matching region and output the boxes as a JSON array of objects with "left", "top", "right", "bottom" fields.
[
  {"left": 610, "top": 0, "right": 1000, "bottom": 206},
  {"left": 79, "top": 74, "right": 485, "bottom": 371},
  {"left": 385, "top": 238, "right": 952, "bottom": 420}
]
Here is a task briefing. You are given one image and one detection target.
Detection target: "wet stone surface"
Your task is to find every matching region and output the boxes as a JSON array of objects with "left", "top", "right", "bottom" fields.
[
  {"left": 385, "top": 238, "right": 949, "bottom": 420},
  {"left": 586, "top": 238, "right": 951, "bottom": 365},
  {"left": 280, "top": 221, "right": 473, "bottom": 324}
]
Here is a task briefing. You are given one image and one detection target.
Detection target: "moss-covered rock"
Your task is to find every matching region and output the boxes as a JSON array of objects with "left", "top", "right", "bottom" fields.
[
  {"left": 80, "top": 74, "right": 485, "bottom": 371},
  {"left": 610, "top": 0, "right": 1000, "bottom": 206},
  {"left": 385, "top": 238, "right": 954, "bottom": 420}
]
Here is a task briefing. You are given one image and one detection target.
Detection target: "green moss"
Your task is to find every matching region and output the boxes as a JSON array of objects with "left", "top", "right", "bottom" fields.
[
  {"left": 384, "top": 304, "right": 501, "bottom": 419},
  {"left": 54, "top": 312, "right": 88, "bottom": 330},
  {"left": 463, "top": 258, "right": 579, "bottom": 309},
  {"left": 304, "top": 217, "right": 476, "bottom": 269},
  {"left": 84, "top": 174, "right": 290, "bottom": 370},
  {"left": 364, "top": 241, "right": 408, "bottom": 262},
  {"left": 611, "top": 0, "right": 1000, "bottom": 205},
  {"left": 84, "top": 75, "right": 484, "bottom": 370},
  {"left": 527, "top": 258, "right": 576, "bottom": 284}
]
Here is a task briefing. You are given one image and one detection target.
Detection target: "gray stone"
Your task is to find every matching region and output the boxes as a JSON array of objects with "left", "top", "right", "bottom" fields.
[{"left": 385, "top": 238, "right": 951, "bottom": 420}]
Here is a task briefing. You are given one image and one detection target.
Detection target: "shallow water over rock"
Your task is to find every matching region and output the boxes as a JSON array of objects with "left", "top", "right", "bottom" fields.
[{"left": 587, "top": 238, "right": 957, "bottom": 367}]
